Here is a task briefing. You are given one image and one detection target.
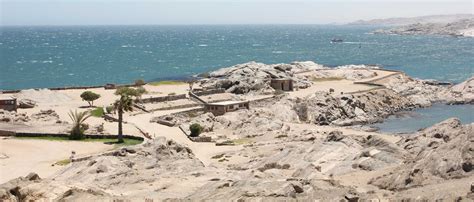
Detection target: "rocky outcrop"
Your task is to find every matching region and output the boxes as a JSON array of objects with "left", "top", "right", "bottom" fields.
[
  {"left": 309, "top": 65, "right": 380, "bottom": 81},
  {"left": 293, "top": 89, "right": 413, "bottom": 126},
  {"left": 370, "top": 118, "right": 473, "bottom": 190},
  {"left": 449, "top": 76, "right": 474, "bottom": 104},
  {"left": 199, "top": 61, "right": 325, "bottom": 94},
  {"left": 0, "top": 110, "right": 30, "bottom": 123},
  {"left": 373, "top": 18, "right": 474, "bottom": 37},
  {"left": 2, "top": 119, "right": 472, "bottom": 201}
]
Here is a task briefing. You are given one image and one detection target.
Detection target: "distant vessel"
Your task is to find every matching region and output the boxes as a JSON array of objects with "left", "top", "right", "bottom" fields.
[{"left": 331, "top": 38, "right": 344, "bottom": 43}]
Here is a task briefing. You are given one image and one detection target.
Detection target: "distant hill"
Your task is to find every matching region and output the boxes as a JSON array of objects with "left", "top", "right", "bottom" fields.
[
  {"left": 372, "top": 18, "right": 474, "bottom": 37},
  {"left": 348, "top": 14, "right": 473, "bottom": 26}
]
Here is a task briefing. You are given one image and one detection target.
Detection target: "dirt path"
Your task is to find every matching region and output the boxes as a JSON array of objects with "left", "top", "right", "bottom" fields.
[{"left": 125, "top": 109, "right": 241, "bottom": 166}]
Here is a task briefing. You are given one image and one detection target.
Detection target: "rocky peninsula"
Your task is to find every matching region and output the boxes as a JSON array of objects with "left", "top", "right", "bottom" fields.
[
  {"left": 373, "top": 18, "right": 474, "bottom": 37},
  {"left": 0, "top": 61, "right": 473, "bottom": 201}
]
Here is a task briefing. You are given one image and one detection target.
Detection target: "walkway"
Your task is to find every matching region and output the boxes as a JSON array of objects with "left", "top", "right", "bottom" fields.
[{"left": 125, "top": 108, "right": 241, "bottom": 166}]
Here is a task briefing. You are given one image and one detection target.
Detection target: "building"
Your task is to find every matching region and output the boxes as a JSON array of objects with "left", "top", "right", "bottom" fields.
[
  {"left": 270, "top": 78, "right": 294, "bottom": 91},
  {"left": 0, "top": 95, "right": 17, "bottom": 112},
  {"left": 205, "top": 100, "right": 249, "bottom": 116}
]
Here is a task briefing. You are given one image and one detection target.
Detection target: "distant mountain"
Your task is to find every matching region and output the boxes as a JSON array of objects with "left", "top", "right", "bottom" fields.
[
  {"left": 372, "top": 18, "right": 474, "bottom": 37},
  {"left": 348, "top": 14, "right": 473, "bottom": 26}
]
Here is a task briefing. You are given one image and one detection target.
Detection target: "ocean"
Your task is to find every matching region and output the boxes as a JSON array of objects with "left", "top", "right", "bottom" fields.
[
  {"left": 371, "top": 104, "right": 474, "bottom": 134},
  {"left": 1, "top": 25, "right": 473, "bottom": 90}
]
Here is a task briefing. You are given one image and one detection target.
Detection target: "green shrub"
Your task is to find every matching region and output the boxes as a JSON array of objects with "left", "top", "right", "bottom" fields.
[
  {"left": 105, "top": 106, "right": 114, "bottom": 114},
  {"left": 80, "top": 91, "right": 101, "bottom": 107},
  {"left": 135, "top": 79, "right": 146, "bottom": 86},
  {"left": 189, "top": 123, "right": 203, "bottom": 137},
  {"left": 68, "top": 110, "right": 91, "bottom": 140},
  {"left": 90, "top": 107, "right": 104, "bottom": 117}
]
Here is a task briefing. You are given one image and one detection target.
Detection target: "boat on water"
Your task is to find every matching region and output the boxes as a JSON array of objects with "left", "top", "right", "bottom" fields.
[{"left": 330, "top": 38, "right": 343, "bottom": 43}]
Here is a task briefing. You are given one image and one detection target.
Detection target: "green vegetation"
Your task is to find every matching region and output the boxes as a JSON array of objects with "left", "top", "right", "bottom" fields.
[
  {"left": 15, "top": 136, "right": 143, "bottom": 147},
  {"left": 189, "top": 123, "right": 203, "bottom": 137},
  {"left": 68, "top": 110, "right": 91, "bottom": 140},
  {"left": 216, "top": 138, "right": 253, "bottom": 146},
  {"left": 114, "top": 87, "right": 145, "bottom": 143},
  {"left": 80, "top": 91, "right": 101, "bottom": 107},
  {"left": 149, "top": 80, "right": 187, "bottom": 86},
  {"left": 311, "top": 77, "right": 344, "bottom": 82},
  {"left": 134, "top": 79, "right": 146, "bottom": 86},
  {"left": 90, "top": 107, "right": 104, "bottom": 117},
  {"left": 54, "top": 159, "right": 71, "bottom": 166}
]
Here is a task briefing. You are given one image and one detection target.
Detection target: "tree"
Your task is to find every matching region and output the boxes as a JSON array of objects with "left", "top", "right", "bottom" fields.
[
  {"left": 189, "top": 123, "right": 203, "bottom": 137},
  {"left": 134, "top": 79, "right": 146, "bottom": 86},
  {"left": 80, "top": 91, "right": 101, "bottom": 107},
  {"left": 113, "top": 87, "right": 142, "bottom": 143},
  {"left": 68, "top": 110, "right": 91, "bottom": 140}
]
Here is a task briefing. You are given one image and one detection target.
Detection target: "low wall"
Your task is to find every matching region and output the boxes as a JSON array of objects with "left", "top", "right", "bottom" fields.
[
  {"left": 0, "top": 83, "right": 140, "bottom": 94},
  {"left": 0, "top": 130, "right": 144, "bottom": 141},
  {"left": 193, "top": 88, "right": 225, "bottom": 96},
  {"left": 178, "top": 125, "right": 213, "bottom": 143},
  {"left": 141, "top": 94, "right": 187, "bottom": 103}
]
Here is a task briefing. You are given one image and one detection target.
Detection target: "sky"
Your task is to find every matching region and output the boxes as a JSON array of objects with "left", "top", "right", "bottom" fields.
[{"left": 0, "top": 0, "right": 472, "bottom": 25}]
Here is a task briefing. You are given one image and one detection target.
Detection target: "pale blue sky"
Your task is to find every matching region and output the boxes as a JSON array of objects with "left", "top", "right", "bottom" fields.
[{"left": 1, "top": 0, "right": 472, "bottom": 25}]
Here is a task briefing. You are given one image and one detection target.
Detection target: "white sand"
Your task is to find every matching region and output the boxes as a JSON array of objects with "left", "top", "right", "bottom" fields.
[{"left": 0, "top": 138, "right": 113, "bottom": 183}]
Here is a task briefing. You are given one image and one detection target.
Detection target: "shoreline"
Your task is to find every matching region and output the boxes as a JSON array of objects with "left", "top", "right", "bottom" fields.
[{"left": 0, "top": 60, "right": 473, "bottom": 200}]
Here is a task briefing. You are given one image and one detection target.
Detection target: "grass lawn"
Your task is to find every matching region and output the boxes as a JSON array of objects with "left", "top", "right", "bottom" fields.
[
  {"left": 15, "top": 136, "right": 143, "bottom": 147},
  {"left": 90, "top": 107, "right": 104, "bottom": 117},
  {"left": 148, "top": 80, "right": 187, "bottom": 86}
]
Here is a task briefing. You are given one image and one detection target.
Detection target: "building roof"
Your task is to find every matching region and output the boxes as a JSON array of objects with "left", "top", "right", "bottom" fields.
[
  {"left": 206, "top": 100, "right": 249, "bottom": 106},
  {"left": 0, "top": 95, "right": 15, "bottom": 101}
]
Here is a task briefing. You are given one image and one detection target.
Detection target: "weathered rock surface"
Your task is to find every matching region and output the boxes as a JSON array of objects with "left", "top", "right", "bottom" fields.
[
  {"left": 370, "top": 118, "right": 473, "bottom": 190},
  {"left": 1, "top": 119, "right": 473, "bottom": 201},
  {"left": 293, "top": 89, "right": 413, "bottom": 126},
  {"left": 449, "top": 76, "right": 474, "bottom": 104},
  {"left": 0, "top": 110, "right": 30, "bottom": 123},
  {"left": 199, "top": 61, "right": 326, "bottom": 94},
  {"left": 0, "top": 137, "right": 206, "bottom": 200},
  {"left": 380, "top": 73, "right": 474, "bottom": 106}
]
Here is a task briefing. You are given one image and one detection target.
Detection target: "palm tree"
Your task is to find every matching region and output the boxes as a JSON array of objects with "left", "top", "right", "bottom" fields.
[
  {"left": 113, "top": 87, "right": 145, "bottom": 143},
  {"left": 68, "top": 110, "right": 91, "bottom": 140}
]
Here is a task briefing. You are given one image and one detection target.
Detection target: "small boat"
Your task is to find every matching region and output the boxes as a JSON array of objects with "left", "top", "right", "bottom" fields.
[{"left": 330, "top": 38, "right": 343, "bottom": 43}]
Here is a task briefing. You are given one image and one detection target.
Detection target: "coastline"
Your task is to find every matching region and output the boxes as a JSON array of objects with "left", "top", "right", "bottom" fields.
[{"left": 0, "top": 60, "right": 473, "bottom": 200}]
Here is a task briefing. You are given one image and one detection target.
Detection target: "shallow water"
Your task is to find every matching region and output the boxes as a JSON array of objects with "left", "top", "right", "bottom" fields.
[
  {"left": 371, "top": 104, "right": 474, "bottom": 134},
  {"left": 1, "top": 25, "right": 473, "bottom": 90}
]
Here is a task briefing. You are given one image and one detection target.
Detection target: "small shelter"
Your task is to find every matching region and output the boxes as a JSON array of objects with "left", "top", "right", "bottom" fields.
[
  {"left": 270, "top": 78, "right": 294, "bottom": 91},
  {"left": 0, "top": 95, "right": 17, "bottom": 112},
  {"left": 104, "top": 83, "right": 117, "bottom": 89},
  {"left": 205, "top": 100, "right": 249, "bottom": 116}
]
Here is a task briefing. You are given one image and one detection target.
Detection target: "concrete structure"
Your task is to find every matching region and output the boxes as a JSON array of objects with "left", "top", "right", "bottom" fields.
[
  {"left": 270, "top": 78, "right": 294, "bottom": 91},
  {"left": 205, "top": 100, "right": 249, "bottom": 116},
  {"left": 104, "top": 83, "right": 117, "bottom": 89},
  {"left": 0, "top": 95, "right": 17, "bottom": 112}
]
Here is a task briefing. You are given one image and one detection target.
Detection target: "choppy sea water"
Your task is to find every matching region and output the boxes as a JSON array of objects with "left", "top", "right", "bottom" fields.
[
  {"left": 370, "top": 104, "right": 474, "bottom": 134},
  {"left": 1, "top": 25, "right": 473, "bottom": 90},
  {"left": 1, "top": 25, "right": 473, "bottom": 128}
]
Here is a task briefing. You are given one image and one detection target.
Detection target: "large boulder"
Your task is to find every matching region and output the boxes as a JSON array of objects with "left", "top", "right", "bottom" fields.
[{"left": 370, "top": 118, "right": 473, "bottom": 190}]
